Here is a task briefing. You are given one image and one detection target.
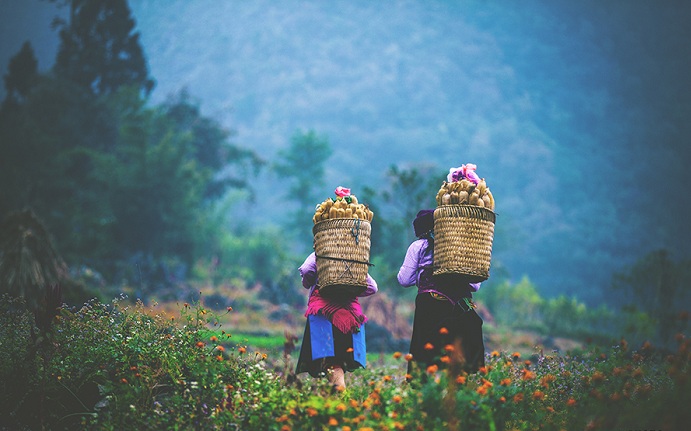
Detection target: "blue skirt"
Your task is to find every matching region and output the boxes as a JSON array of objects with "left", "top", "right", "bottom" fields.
[{"left": 295, "top": 314, "right": 367, "bottom": 377}]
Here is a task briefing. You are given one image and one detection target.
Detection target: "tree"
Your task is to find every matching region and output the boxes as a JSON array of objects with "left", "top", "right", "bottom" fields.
[
  {"left": 52, "top": 0, "right": 154, "bottom": 97},
  {"left": 2, "top": 41, "right": 38, "bottom": 105},
  {"left": 160, "top": 90, "right": 264, "bottom": 201},
  {"left": 273, "top": 129, "right": 333, "bottom": 240}
]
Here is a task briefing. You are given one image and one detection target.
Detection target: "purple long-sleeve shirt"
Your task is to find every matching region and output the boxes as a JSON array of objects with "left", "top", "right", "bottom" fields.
[
  {"left": 397, "top": 238, "right": 480, "bottom": 293},
  {"left": 299, "top": 252, "right": 378, "bottom": 297}
]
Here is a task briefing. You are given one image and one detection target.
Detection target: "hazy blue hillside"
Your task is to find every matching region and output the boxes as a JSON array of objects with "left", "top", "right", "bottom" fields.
[
  {"left": 125, "top": 0, "right": 691, "bottom": 301},
  {"left": 2, "top": 0, "right": 689, "bottom": 302}
]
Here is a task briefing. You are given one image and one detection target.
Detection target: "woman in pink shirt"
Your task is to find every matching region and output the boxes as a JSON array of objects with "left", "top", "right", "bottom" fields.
[{"left": 398, "top": 209, "right": 485, "bottom": 375}]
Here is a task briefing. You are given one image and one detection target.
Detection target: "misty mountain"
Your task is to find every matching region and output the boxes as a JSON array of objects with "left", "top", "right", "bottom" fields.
[{"left": 2, "top": 0, "right": 690, "bottom": 303}]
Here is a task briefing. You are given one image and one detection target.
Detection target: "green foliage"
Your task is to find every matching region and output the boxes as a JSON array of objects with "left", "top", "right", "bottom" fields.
[
  {"left": 478, "top": 276, "right": 545, "bottom": 331},
  {"left": 273, "top": 128, "right": 333, "bottom": 245},
  {"left": 477, "top": 276, "right": 664, "bottom": 345}
]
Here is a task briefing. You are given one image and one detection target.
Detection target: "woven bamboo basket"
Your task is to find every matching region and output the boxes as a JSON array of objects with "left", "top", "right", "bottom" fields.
[
  {"left": 312, "top": 218, "right": 372, "bottom": 296},
  {"left": 433, "top": 204, "right": 496, "bottom": 282}
]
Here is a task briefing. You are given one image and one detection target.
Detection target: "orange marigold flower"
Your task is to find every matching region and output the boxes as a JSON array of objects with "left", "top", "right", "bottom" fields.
[
  {"left": 281, "top": 426, "right": 291, "bottom": 431},
  {"left": 306, "top": 407, "right": 318, "bottom": 417},
  {"left": 392, "top": 395, "right": 403, "bottom": 403},
  {"left": 427, "top": 364, "right": 439, "bottom": 374},
  {"left": 478, "top": 366, "right": 488, "bottom": 374},
  {"left": 328, "top": 417, "right": 338, "bottom": 426},
  {"left": 215, "top": 345, "right": 225, "bottom": 352},
  {"left": 342, "top": 427, "right": 351, "bottom": 431},
  {"left": 404, "top": 353, "right": 414, "bottom": 362},
  {"left": 349, "top": 399, "right": 359, "bottom": 408},
  {"left": 439, "top": 327, "right": 449, "bottom": 334},
  {"left": 440, "top": 356, "right": 451, "bottom": 364},
  {"left": 227, "top": 306, "right": 233, "bottom": 312},
  {"left": 521, "top": 369, "right": 536, "bottom": 380},
  {"left": 210, "top": 335, "right": 218, "bottom": 342},
  {"left": 567, "top": 398, "right": 577, "bottom": 407},
  {"left": 216, "top": 355, "right": 223, "bottom": 361},
  {"left": 513, "top": 392, "right": 524, "bottom": 403},
  {"left": 499, "top": 396, "right": 506, "bottom": 403},
  {"left": 238, "top": 346, "right": 246, "bottom": 354},
  {"left": 524, "top": 360, "right": 532, "bottom": 366},
  {"left": 121, "top": 378, "right": 128, "bottom": 384},
  {"left": 393, "top": 351, "right": 402, "bottom": 359},
  {"left": 424, "top": 343, "right": 435, "bottom": 351},
  {"left": 383, "top": 375, "right": 392, "bottom": 382},
  {"left": 512, "top": 352, "right": 521, "bottom": 359},
  {"left": 546, "top": 406, "right": 555, "bottom": 413},
  {"left": 456, "top": 375, "right": 467, "bottom": 384},
  {"left": 405, "top": 373, "right": 413, "bottom": 380},
  {"left": 476, "top": 386, "right": 488, "bottom": 395},
  {"left": 491, "top": 350, "right": 500, "bottom": 358},
  {"left": 196, "top": 341, "right": 204, "bottom": 348},
  {"left": 532, "top": 390, "right": 545, "bottom": 400},
  {"left": 500, "top": 378, "right": 512, "bottom": 386},
  {"left": 336, "top": 403, "right": 347, "bottom": 412},
  {"left": 444, "top": 344, "right": 455, "bottom": 352},
  {"left": 346, "top": 347, "right": 354, "bottom": 353},
  {"left": 183, "top": 302, "right": 190, "bottom": 308},
  {"left": 394, "top": 422, "right": 405, "bottom": 430},
  {"left": 632, "top": 367, "right": 644, "bottom": 379},
  {"left": 591, "top": 371, "right": 605, "bottom": 383}
]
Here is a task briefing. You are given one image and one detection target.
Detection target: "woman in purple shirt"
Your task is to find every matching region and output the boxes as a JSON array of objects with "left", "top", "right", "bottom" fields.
[
  {"left": 295, "top": 252, "right": 378, "bottom": 389},
  {"left": 398, "top": 209, "right": 485, "bottom": 375}
]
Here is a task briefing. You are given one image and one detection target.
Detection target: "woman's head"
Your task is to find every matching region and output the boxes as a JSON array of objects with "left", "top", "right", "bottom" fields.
[{"left": 413, "top": 209, "right": 435, "bottom": 238}]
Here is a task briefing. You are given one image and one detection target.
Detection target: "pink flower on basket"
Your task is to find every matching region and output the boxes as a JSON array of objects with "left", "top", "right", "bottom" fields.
[
  {"left": 447, "top": 164, "right": 480, "bottom": 185},
  {"left": 334, "top": 186, "right": 351, "bottom": 197},
  {"left": 447, "top": 166, "right": 463, "bottom": 182},
  {"left": 461, "top": 164, "right": 480, "bottom": 185}
]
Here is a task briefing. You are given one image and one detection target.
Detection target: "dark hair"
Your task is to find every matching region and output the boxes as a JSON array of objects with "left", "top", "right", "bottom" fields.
[{"left": 413, "top": 209, "right": 434, "bottom": 238}]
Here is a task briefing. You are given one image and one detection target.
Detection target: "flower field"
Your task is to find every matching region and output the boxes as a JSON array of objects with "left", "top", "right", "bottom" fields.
[{"left": 1, "top": 294, "right": 689, "bottom": 430}]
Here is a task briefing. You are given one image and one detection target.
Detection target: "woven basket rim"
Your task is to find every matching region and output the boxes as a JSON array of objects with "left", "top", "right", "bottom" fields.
[
  {"left": 435, "top": 204, "right": 497, "bottom": 223},
  {"left": 312, "top": 217, "right": 371, "bottom": 234}
]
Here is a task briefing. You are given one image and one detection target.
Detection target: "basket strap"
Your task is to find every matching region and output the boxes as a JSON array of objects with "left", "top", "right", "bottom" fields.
[{"left": 315, "top": 254, "right": 374, "bottom": 267}]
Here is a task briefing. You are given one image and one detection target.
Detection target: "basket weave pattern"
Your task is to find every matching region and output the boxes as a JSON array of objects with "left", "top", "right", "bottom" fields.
[
  {"left": 312, "top": 218, "right": 372, "bottom": 292},
  {"left": 433, "top": 205, "right": 496, "bottom": 282}
]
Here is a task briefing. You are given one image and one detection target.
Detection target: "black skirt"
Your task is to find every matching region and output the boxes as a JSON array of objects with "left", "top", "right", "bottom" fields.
[
  {"left": 295, "top": 314, "right": 367, "bottom": 378},
  {"left": 408, "top": 292, "right": 485, "bottom": 374}
]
